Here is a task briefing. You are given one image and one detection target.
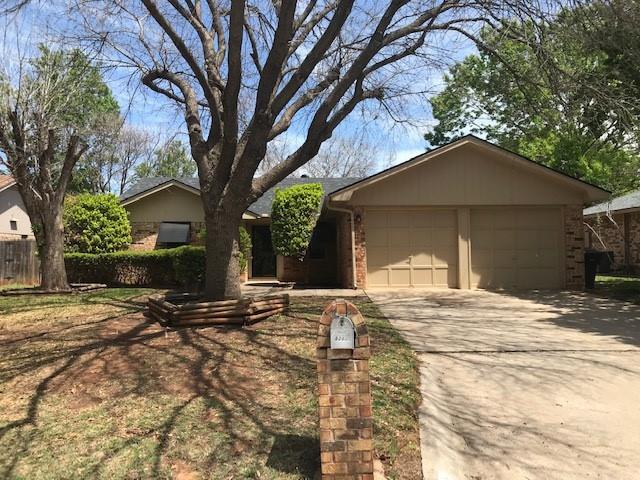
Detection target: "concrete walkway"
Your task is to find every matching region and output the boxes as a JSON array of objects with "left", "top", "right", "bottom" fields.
[
  {"left": 242, "top": 282, "right": 365, "bottom": 297},
  {"left": 368, "top": 289, "right": 640, "bottom": 480}
]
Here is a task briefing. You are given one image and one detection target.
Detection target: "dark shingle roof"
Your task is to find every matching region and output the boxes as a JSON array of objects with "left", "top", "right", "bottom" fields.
[
  {"left": 584, "top": 189, "right": 640, "bottom": 216},
  {"left": 120, "top": 176, "right": 360, "bottom": 217}
]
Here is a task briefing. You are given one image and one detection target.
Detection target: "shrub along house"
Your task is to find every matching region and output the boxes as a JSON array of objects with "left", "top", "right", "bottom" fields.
[{"left": 121, "top": 135, "right": 609, "bottom": 290}]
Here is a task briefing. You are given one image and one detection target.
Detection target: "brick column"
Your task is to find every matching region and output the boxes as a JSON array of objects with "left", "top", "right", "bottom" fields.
[
  {"left": 353, "top": 208, "right": 367, "bottom": 288},
  {"left": 564, "top": 205, "right": 585, "bottom": 290},
  {"left": 317, "top": 300, "right": 374, "bottom": 479}
]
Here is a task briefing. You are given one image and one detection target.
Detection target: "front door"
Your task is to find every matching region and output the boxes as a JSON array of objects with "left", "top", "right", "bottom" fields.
[{"left": 251, "top": 225, "right": 276, "bottom": 278}]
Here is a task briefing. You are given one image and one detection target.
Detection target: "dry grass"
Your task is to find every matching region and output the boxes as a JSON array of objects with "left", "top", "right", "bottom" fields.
[{"left": 0, "top": 290, "right": 421, "bottom": 479}]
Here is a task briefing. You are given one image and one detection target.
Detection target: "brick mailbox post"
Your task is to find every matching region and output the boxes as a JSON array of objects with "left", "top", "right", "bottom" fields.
[{"left": 317, "top": 299, "right": 374, "bottom": 479}]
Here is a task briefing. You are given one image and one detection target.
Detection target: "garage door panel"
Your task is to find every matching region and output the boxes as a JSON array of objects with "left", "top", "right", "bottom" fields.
[
  {"left": 412, "top": 268, "right": 434, "bottom": 286},
  {"left": 365, "top": 209, "right": 457, "bottom": 288},
  {"left": 410, "top": 228, "right": 432, "bottom": 246},
  {"left": 433, "top": 210, "right": 457, "bottom": 227},
  {"left": 433, "top": 246, "right": 457, "bottom": 265},
  {"left": 390, "top": 268, "right": 411, "bottom": 286},
  {"left": 471, "top": 208, "right": 562, "bottom": 289},
  {"left": 366, "top": 211, "right": 388, "bottom": 228},
  {"left": 389, "top": 228, "right": 411, "bottom": 246},
  {"left": 433, "top": 228, "right": 457, "bottom": 246},
  {"left": 367, "top": 247, "right": 389, "bottom": 267},
  {"left": 388, "top": 212, "right": 410, "bottom": 228},
  {"left": 493, "top": 230, "right": 516, "bottom": 249},
  {"left": 472, "top": 230, "right": 493, "bottom": 249},
  {"left": 388, "top": 247, "right": 411, "bottom": 266},
  {"left": 366, "top": 228, "right": 388, "bottom": 247},
  {"left": 367, "top": 268, "right": 389, "bottom": 286}
]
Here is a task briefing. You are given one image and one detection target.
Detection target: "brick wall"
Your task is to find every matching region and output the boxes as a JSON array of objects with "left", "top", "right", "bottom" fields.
[
  {"left": 130, "top": 222, "right": 160, "bottom": 250},
  {"left": 628, "top": 213, "right": 640, "bottom": 270},
  {"left": 564, "top": 205, "right": 585, "bottom": 290},
  {"left": 317, "top": 300, "right": 373, "bottom": 479},
  {"left": 130, "top": 221, "right": 205, "bottom": 251},
  {"left": 336, "top": 212, "right": 354, "bottom": 288},
  {"left": 584, "top": 211, "right": 640, "bottom": 272},
  {"left": 353, "top": 208, "right": 366, "bottom": 288}
]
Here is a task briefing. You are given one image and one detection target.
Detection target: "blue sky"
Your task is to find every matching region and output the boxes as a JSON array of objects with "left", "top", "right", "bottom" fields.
[{"left": 1, "top": 2, "right": 479, "bottom": 174}]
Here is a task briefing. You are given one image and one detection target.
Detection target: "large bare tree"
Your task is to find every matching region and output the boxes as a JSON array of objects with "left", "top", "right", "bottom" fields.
[
  {"left": 0, "top": 47, "right": 119, "bottom": 290},
  {"left": 75, "top": 0, "right": 554, "bottom": 299}
]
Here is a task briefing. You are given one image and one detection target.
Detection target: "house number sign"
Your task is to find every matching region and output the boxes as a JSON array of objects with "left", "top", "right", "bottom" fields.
[{"left": 330, "top": 314, "right": 356, "bottom": 349}]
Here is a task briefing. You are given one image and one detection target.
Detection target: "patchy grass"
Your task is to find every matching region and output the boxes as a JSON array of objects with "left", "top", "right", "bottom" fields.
[
  {"left": 592, "top": 275, "right": 640, "bottom": 304},
  {"left": 0, "top": 292, "right": 421, "bottom": 479}
]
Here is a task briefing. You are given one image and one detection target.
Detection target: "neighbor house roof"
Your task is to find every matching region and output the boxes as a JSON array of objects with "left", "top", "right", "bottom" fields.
[
  {"left": 0, "top": 174, "right": 16, "bottom": 193},
  {"left": 584, "top": 189, "right": 640, "bottom": 216},
  {"left": 120, "top": 176, "right": 360, "bottom": 217},
  {"left": 329, "top": 134, "right": 610, "bottom": 203}
]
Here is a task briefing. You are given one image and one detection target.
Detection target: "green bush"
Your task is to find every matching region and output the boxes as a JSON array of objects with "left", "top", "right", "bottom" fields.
[
  {"left": 64, "top": 193, "right": 132, "bottom": 253},
  {"left": 271, "top": 183, "right": 323, "bottom": 259},
  {"left": 196, "top": 225, "right": 252, "bottom": 272},
  {"left": 65, "top": 246, "right": 205, "bottom": 287}
]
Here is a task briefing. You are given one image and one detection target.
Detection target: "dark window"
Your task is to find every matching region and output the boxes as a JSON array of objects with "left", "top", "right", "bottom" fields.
[
  {"left": 9, "top": 220, "right": 17, "bottom": 231},
  {"left": 157, "top": 222, "right": 191, "bottom": 248},
  {"left": 308, "top": 222, "right": 333, "bottom": 259}
]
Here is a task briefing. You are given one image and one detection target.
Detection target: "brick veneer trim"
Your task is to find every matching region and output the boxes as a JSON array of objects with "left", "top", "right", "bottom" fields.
[
  {"left": 564, "top": 205, "right": 585, "bottom": 290},
  {"left": 317, "top": 300, "right": 374, "bottom": 480}
]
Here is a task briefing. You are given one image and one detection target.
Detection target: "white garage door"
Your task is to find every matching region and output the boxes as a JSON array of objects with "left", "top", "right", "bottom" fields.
[
  {"left": 366, "top": 209, "right": 458, "bottom": 287},
  {"left": 470, "top": 208, "right": 563, "bottom": 289}
]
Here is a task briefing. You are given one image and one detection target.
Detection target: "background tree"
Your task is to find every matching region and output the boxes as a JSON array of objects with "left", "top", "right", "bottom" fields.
[
  {"left": 425, "top": 1, "right": 640, "bottom": 194},
  {"left": 0, "top": 46, "right": 119, "bottom": 290},
  {"left": 64, "top": 193, "right": 132, "bottom": 253},
  {"left": 134, "top": 139, "right": 197, "bottom": 179},
  {"left": 70, "top": 121, "right": 155, "bottom": 194},
  {"left": 76, "top": 0, "right": 557, "bottom": 299}
]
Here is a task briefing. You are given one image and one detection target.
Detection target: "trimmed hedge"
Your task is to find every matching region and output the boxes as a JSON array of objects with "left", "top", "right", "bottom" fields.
[
  {"left": 65, "top": 246, "right": 205, "bottom": 288},
  {"left": 271, "top": 183, "right": 323, "bottom": 259}
]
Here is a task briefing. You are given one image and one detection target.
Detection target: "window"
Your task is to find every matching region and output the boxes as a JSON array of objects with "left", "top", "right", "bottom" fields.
[
  {"left": 9, "top": 220, "right": 17, "bottom": 231},
  {"left": 157, "top": 222, "right": 191, "bottom": 248}
]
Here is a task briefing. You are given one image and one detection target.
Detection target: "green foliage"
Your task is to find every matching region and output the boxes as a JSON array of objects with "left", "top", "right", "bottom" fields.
[
  {"left": 135, "top": 140, "right": 196, "bottom": 179},
  {"left": 238, "top": 226, "right": 251, "bottom": 272},
  {"left": 65, "top": 246, "right": 205, "bottom": 288},
  {"left": 64, "top": 194, "right": 132, "bottom": 253},
  {"left": 270, "top": 183, "right": 324, "bottom": 259},
  {"left": 196, "top": 226, "right": 251, "bottom": 272},
  {"left": 26, "top": 45, "right": 119, "bottom": 133},
  {"left": 425, "top": 5, "right": 640, "bottom": 195}
]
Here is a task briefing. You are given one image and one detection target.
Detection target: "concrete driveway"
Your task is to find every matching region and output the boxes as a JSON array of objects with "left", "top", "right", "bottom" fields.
[{"left": 368, "top": 289, "right": 640, "bottom": 480}]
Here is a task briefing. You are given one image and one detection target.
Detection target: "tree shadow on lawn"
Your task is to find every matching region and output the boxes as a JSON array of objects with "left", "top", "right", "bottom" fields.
[{"left": 0, "top": 298, "right": 322, "bottom": 479}]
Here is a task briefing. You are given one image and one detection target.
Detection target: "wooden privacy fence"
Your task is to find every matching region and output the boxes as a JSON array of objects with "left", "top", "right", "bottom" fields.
[{"left": 0, "top": 240, "right": 40, "bottom": 286}]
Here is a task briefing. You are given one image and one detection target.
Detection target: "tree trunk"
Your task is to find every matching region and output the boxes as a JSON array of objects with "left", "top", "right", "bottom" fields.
[
  {"left": 38, "top": 209, "right": 70, "bottom": 291},
  {"left": 203, "top": 204, "right": 243, "bottom": 300}
]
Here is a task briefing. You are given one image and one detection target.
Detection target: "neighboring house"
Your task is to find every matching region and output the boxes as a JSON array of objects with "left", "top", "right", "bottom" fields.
[
  {"left": 584, "top": 189, "right": 640, "bottom": 272},
  {"left": 0, "top": 175, "right": 34, "bottom": 240},
  {"left": 121, "top": 135, "right": 609, "bottom": 289}
]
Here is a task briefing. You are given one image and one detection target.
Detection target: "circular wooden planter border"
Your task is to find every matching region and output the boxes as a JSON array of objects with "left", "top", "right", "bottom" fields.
[{"left": 147, "top": 292, "right": 290, "bottom": 327}]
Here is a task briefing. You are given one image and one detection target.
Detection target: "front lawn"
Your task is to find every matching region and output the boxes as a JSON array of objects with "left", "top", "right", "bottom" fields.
[
  {"left": 593, "top": 275, "right": 640, "bottom": 304},
  {"left": 0, "top": 290, "right": 421, "bottom": 479}
]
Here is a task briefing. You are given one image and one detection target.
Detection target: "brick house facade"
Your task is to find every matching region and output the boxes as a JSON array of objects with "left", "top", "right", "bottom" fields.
[{"left": 584, "top": 211, "right": 640, "bottom": 273}]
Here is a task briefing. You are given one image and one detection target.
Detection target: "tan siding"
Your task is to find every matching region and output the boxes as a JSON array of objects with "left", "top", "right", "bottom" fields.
[
  {"left": 125, "top": 187, "right": 204, "bottom": 223},
  {"left": 349, "top": 143, "right": 586, "bottom": 207}
]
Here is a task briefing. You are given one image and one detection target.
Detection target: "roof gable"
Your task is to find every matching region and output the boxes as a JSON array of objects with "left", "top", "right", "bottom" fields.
[
  {"left": 330, "top": 135, "right": 610, "bottom": 205},
  {"left": 120, "top": 176, "right": 360, "bottom": 217}
]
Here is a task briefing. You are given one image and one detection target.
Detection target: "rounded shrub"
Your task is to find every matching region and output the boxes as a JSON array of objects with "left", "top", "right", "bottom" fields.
[
  {"left": 64, "top": 193, "right": 132, "bottom": 253},
  {"left": 270, "top": 183, "right": 324, "bottom": 260}
]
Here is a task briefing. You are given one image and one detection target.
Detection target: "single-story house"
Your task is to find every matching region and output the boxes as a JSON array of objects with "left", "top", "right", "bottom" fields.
[
  {"left": 121, "top": 135, "right": 609, "bottom": 289},
  {"left": 0, "top": 174, "right": 34, "bottom": 240},
  {"left": 584, "top": 189, "right": 640, "bottom": 272}
]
